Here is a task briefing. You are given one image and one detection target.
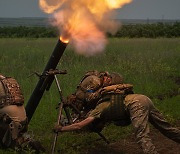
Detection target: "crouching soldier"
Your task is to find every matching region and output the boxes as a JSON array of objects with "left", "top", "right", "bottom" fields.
[
  {"left": 0, "top": 74, "right": 44, "bottom": 152},
  {"left": 53, "top": 70, "right": 180, "bottom": 154}
]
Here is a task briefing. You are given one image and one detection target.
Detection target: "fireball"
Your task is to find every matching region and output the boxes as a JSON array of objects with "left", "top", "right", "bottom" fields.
[{"left": 39, "top": 0, "right": 133, "bottom": 55}]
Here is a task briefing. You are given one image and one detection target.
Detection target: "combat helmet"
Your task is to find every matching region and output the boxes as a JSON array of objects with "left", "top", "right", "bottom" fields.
[{"left": 79, "top": 75, "right": 102, "bottom": 92}]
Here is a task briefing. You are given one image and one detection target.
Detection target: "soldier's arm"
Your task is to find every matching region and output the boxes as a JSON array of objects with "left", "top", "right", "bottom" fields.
[{"left": 54, "top": 117, "right": 95, "bottom": 132}]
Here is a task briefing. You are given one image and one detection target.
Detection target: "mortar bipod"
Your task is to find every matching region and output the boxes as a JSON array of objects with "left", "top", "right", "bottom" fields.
[{"left": 51, "top": 69, "right": 73, "bottom": 154}]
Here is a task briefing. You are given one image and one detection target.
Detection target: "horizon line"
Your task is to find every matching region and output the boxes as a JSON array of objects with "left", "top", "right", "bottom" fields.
[{"left": 0, "top": 17, "right": 180, "bottom": 20}]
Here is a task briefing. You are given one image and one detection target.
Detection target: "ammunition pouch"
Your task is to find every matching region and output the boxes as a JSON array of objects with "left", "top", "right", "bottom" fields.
[
  {"left": 0, "top": 77, "right": 24, "bottom": 109},
  {"left": 9, "top": 118, "right": 28, "bottom": 140},
  {"left": 0, "top": 113, "right": 28, "bottom": 147},
  {"left": 0, "top": 113, "right": 12, "bottom": 124}
]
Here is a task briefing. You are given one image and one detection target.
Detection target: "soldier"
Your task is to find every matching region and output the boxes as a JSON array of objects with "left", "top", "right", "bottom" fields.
[
  {"left": 0, "top": 74, "right": 44, "bottom": 152},
  {"left": 53, "top": 70, "right": 180, "bottom": 154}
]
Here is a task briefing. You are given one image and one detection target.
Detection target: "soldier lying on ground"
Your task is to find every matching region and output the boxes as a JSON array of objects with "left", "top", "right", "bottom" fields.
[
  {"left": 53, "top": 70, "right": 180, "bottom": 154},
  {"left": 0, "top": 74, "right": 45, "bottom": 152}
]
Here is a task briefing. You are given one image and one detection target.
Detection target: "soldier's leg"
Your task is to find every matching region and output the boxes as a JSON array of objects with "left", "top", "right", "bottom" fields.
[
  {"left": 126, "top": 94, "right": 158, "bottom": 154},
  {"left": 149, "top": 104, "right": 180, "bottom": 143},
  {"left": 0, "top": 105, "right": 27, "bottom": 147}
]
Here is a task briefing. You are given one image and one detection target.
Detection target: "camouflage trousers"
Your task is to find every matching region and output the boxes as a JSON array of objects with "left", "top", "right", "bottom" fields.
[{"left": 125, "top": 94, "right": 180, "bottom": 154}]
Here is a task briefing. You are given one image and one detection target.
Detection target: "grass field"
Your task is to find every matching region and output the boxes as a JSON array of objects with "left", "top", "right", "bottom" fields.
[{"left": 0, "top": 38, "right": 180, "bottom": 153}]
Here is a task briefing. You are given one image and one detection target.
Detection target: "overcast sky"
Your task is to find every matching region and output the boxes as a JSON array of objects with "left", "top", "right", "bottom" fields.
[{"left": 0, "top": 0, "right": 180, "bottom": 19}]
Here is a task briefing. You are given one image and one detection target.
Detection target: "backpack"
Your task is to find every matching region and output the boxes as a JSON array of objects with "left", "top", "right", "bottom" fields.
[
  {"left": 0, "top": 75, "right": 24, "bottom": 108},
  {"left": 75, "top": 70, "right": 109, "bottom": 101}
]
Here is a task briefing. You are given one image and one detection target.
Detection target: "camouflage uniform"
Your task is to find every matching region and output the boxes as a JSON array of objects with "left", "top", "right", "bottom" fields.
[
  {"left": 73, "top": 71, "right": 180, "bottom": 154},
  {"left": 0, "top": 74, "right": 27, "bottom": 148},
  {"left": 125, "top": 94, "right": 180, "bottom": 154}
]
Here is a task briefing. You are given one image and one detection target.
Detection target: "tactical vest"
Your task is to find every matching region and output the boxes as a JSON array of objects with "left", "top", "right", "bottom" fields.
[
  {"left": 96, "top": 84, "right": 133, "bottom": 121},
  {"left": 0, "top": 75, "right": 24, "bottom": 108}
]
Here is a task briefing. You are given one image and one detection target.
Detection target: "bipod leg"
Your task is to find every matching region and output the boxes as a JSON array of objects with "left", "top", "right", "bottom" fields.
[
  {"left": 97, "top": 132, "right": 110, "bottom": 144},
  {"left": 51, "top": 73, "right": 72, "bottom": 154},
  {"left": 51, "top": 102, "right": 63, "bottom": 154},
  {"left": 54, "top": 75, "right": 73, "bottom": 124}
]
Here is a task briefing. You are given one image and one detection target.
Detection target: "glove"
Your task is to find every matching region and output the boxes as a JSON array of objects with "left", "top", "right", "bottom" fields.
[
  {"left": 53, "top": 124, "right": 62, "bottom": 133},
  {"left": 66, "top": 94, "right": 77, "bottom": 105}
]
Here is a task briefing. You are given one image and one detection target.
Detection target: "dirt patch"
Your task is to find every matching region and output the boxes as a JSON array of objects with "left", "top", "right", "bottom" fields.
[{"left": 87, "top": 122, "right": 180, "bottom": 154}]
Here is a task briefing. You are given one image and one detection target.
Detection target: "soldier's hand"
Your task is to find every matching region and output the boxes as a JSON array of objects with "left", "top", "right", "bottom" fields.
[
  {"left": 101, "top": 85, "right": 116, "bottom": 94},
  {"left": 66, "top": 94, "right": 77, "bottom": 104},
  {"left": 53, "top": 124, "right": 63, "bottom": 133},
  {"left": 100, "top": 87, "right": 110, "bottom": 94}
]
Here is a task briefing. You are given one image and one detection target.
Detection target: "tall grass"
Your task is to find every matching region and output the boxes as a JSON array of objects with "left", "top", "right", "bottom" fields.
[{"left": 0, "top": 38, "right": 179, "bottom": 153}]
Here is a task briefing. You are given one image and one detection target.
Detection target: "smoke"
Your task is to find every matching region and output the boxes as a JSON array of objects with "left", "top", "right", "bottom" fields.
[{"left": 39, "top": 0, "right": 133, "bottom": 56}]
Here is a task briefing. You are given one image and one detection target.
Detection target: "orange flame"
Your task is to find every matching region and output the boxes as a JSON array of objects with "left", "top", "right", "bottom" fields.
[
  {"left": 39, "top": 0, "right": 133, "bottom": 55},
  {"left": 60, "top": 36, "right": 69, "bottom": 44}
]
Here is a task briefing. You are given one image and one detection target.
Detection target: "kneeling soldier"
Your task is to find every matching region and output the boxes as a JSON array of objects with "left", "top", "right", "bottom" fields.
[{"left": 0, "top": 74, "right": 44, "bottom": 152}]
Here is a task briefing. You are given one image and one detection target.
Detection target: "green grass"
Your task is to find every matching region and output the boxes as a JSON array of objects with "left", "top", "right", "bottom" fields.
[{"left": 0, "top": 38, "right": 180, "bottom": 153}]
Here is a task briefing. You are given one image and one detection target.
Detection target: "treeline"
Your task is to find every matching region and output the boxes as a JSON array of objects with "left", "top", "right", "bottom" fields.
[
  {"left": 0, "top": 22, "right": 180, "bottom": 38},
  {"left": 0, "top": 26, "right": 57, "bottom": 38},
  {"left": 112, "top": 22, "right": 180, "bottom": 38}
]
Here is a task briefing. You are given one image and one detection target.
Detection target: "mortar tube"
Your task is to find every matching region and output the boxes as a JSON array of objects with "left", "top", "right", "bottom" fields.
[{"left": 26, "top": 39, "right": 68, "bottom": 122}]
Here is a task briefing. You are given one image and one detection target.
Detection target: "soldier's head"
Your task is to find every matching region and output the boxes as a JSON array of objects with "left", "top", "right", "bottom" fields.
[
  {"left": 110, "top": 72, "right": 123, "bottom": 85},
  {"left": 99, "top": 72, "right": 111, "bottom": 87},
  {"left": 101, "top": 72, "right": 123, "bottom": 86}
]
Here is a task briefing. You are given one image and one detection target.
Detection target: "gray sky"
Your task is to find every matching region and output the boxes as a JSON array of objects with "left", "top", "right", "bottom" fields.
[{"left": 0, "top": 0, "right": 180, "bottom": 19}]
